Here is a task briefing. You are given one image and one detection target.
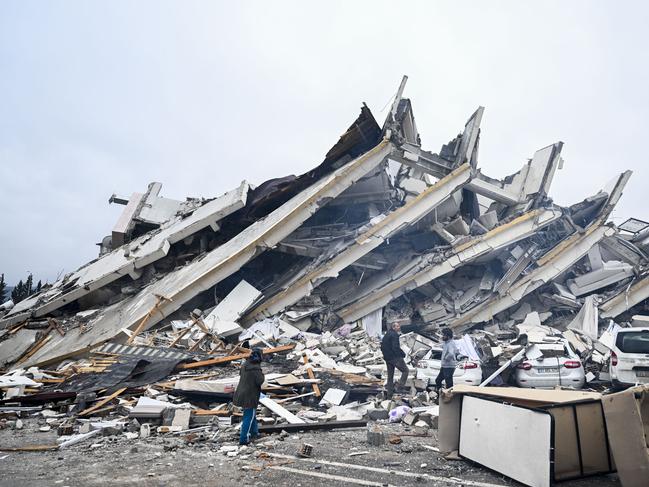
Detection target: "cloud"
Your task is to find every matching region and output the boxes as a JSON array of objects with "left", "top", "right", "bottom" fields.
[{"left": 1, "top": 1, "right": 648, "bottom": 284}]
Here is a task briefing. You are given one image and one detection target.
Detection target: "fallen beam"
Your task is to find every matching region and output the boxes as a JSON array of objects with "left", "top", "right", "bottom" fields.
[
  {"left": 21, "top": 139, "right": 393, "bottom": 367},
  {"left": 450, "top": 171, "right": 632, "bottom": 330},
  {"left": 337, "top": 208, "right": 563, "bottom": 322},
  {"left": 259, "top": 396, "right": 304, "bottom": 424},
  {"left": 78, "top": 387, "right": 127, "bottom": 416},
  {"left": 451, "top": 224, "right": 616, "bottom": 330},
  {"left": 258, "top": 419, "right": 367, "bottom": 433},
  {"left": 178, "top": 344, "right": 296, "bottom": 370},
  {"left": 600, "top": 273, "right": 649, "bottom": 318},
  {"left": 1, "top": 182, "right": 249, "bottom": 325},
  {"left": 242, "top": 163, "right": 472, "bottom": 323}
]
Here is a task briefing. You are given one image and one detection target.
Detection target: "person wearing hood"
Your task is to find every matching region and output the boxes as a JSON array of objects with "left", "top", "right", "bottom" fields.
[{"left": 233, "top": 348, "right": 265, "bottom": 445}]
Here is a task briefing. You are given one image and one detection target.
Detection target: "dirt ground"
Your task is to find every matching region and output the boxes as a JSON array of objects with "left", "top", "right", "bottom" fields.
[{"left": 0, "top": 417, "right": 621, "bottom": 487}]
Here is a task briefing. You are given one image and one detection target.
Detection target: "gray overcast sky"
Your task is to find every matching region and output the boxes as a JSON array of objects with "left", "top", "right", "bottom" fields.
[{"left": 1, "top": 1, "right": 648, "bottom": 286}]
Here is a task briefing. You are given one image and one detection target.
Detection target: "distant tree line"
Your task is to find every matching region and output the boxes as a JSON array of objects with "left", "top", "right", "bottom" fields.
[{"left": 0, "top": 273, "right": 43, "bottom": 304}]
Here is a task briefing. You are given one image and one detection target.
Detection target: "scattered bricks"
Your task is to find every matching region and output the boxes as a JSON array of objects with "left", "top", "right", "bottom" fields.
[
  {"left": 366, "top": 426, "right": 386, "bottom": 446},
  {"left": 402, "top": 412, "right": 419, "bottom": 425},
  {"left": 297, "top": 443, "right": 314, "bottom": 457},
  {"left": 367, "top": 408, "right": 389, "bottom": 421}
]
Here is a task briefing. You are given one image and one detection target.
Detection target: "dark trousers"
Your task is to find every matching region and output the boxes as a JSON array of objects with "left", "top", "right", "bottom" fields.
[
  {"left": 386, "top": 358, "right": 409, "bottom": 396},
  {"left": 239, "top": 408, "right": 259, "bottom": 445},
  {"left": 435, "top": 367, "right": 454, "bottom": 390}
]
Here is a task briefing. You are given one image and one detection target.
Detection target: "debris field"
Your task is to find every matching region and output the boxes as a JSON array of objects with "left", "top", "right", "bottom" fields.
[{"left": 1, "top": 77, "right": 648, "bottom": 487}]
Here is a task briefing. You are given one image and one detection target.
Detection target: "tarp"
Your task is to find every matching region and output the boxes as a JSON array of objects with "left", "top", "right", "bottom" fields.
[
  {"left": 360, "top": 308, "right": 382, "bottom": 337},
  {"left": 567, "top": 295, "right": 599, "bottom": 339}
]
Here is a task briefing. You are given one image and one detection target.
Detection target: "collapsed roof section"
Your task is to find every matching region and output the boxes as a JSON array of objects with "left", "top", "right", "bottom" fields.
[
  {"left": 2, "top": 182, "right": 250, "bottom": 327},
  {"left": 1, "top": 76, "right": 645, "bottom": 369}
]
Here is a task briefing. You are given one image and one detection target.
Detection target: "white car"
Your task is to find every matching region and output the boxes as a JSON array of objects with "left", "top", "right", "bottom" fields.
[
  {"left": 514, "top": 341, "right": 585, "bottom": 389},
  {"left": 610, "top": 327, "right": 649, "bottom": 389},
  {"left": 416, "top": 350, "right": 483, "bottom": 386}
]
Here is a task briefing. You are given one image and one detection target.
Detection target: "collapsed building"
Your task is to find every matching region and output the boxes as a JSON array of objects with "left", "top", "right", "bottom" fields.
[
  {"left": 1, "top": 76, "right": 646, "bottom": 368},
  {"left": 1, "top": 76, "right": 648, "bottom": 487}
]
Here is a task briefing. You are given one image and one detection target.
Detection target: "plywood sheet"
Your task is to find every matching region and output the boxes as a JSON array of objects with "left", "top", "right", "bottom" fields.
[
  {"left": 452, "top": 384, "right": 601, "bottom": 404},
  {"left": 459, "top": 396, "right": 552, "bottom": 487}
]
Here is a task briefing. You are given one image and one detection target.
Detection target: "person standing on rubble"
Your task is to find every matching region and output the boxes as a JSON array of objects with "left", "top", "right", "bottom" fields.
[
  {"left": 435, "top": 328, "right": 458, "bottom": 390},
  {"left": 381, "top": 322, "right": 409, "bottom": 396},
  {"left": 233, "top": 348, "right": 265, "bottom": 445}
]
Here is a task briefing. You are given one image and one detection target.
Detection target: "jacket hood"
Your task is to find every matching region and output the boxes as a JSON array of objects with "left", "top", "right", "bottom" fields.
[{"left": 243, "top": 360, "right": 262, "bottom": 372}]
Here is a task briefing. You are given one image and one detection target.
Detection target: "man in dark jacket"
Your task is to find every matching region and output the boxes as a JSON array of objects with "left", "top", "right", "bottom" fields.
[
  {"left": 233, "top": 348, "right": 265, "bottom": 445},
  {"left": 381, "top": 322, "right": 409, "bottom": 396}
]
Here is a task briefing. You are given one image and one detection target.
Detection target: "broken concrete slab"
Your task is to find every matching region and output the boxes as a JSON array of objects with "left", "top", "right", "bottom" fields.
[
  {"left": 3, "top": 182, "right": 249, "bottom": 326},
  {"left": 17, "top": 141, "right": 394, "bottom": 367}
]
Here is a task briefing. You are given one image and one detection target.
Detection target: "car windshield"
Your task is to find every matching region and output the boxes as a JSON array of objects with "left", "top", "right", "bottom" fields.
[{"left": 616, "top": 330, "right": 649, "bottom": 354}]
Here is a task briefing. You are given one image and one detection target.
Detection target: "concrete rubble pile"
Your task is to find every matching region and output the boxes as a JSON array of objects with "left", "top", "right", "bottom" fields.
[{"left": 2, "top": 77, "right": 649, "bottom": 486}]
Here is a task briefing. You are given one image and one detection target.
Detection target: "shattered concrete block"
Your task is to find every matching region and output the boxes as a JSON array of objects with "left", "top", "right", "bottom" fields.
[
  {"left": 171, "top": 409, "right": 191, "bottom": 430},
  {"left": 478, "top": 211, "right": 498, "bottom": 230},
  {"left": 418, "top": 413, "right": 439, "bottom": 429},
  {"left": 402, "top": 412, "right": 419, "bottom": 425},
  {"left": 101, "top": 426, "right": 122, "bottom": 436},
  {"left": 367, "top": 408, "right": 389, "bottom": 421},
  {"left": 126, "top": 419, "right": 140, "bottom": 433},
  {"left": 366, "top": 427, "right": 386, "bottom": 446},
  {"left": 444, "top": 216, "right": 470, "bottom": 236},
  {"left": 399, "top": 177, "right": 428, "bottom": 195},
  {"left": 469, "top": 219, "right": 488, "bottom": 235},
  {"left": 431, "top": 223, "right": 456, "bottom": 244}
]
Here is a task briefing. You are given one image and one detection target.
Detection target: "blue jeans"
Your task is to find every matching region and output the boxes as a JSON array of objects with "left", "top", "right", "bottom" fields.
[{"left": 239, "top": 408, "right": 259, "bottom": 445}]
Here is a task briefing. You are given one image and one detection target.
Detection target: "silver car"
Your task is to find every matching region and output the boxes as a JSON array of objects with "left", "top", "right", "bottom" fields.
[{"left": 514, "top": 340, "right": 585, "bottom": 389}]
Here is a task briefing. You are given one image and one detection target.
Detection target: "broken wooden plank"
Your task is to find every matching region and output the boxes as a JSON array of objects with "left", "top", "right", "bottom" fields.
[
  {"left": 192, "top": 409, "right": 236, "bottom": 416},
  {"left": 302, "top": 353, "right": 321, "bottom": 397},
  {"left": 178, "top": 344, "right": 295, "bottom": 370},
  {"left": 78, "top": 387, "right": 127, "bottom": 416},
  {"left": 0, "top": 444, "right": 59, "bottom": 452},
  {"left": 259, "top": 420, "right": 367, "bottom": 433},
  {"left": 126, "top": 295, "right": 172, "bottom": 345},
  {"left": 259, "top": 397, "right": 304, "bottom": 424}
]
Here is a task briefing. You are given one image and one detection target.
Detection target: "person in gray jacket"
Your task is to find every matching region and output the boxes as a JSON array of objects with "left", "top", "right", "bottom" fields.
[{"left": 435, "top": 328, "right": 458, "bottom": 390}]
